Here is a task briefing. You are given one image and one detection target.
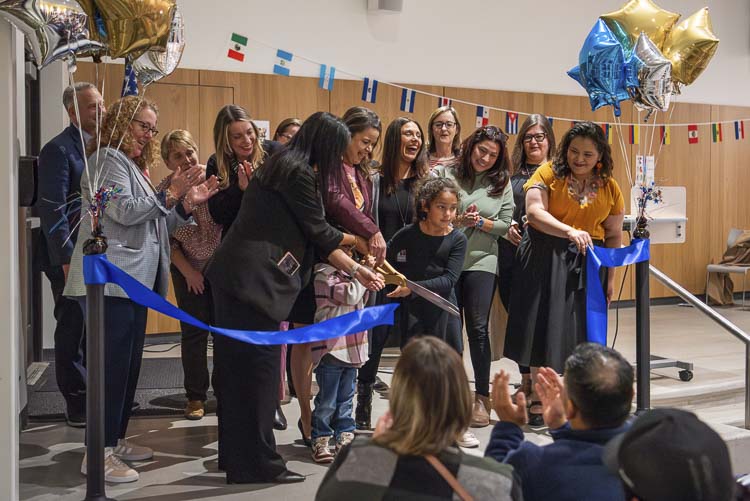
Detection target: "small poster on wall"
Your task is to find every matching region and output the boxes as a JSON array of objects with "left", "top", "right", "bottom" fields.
[
  {"left": 635, "top": 155, "right": 655, "bottom": 186},
  {"left": 253, "top": 120, "right": 270, "bottom": 142}
]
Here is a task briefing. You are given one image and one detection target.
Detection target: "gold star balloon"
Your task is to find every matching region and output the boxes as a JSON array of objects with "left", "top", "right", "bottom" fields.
[
  {"left": 662, "top": 7, "right": 719, "bottom": 86},
  {"left": 601, "top": 0, "right": 681, "bottom": 51}
]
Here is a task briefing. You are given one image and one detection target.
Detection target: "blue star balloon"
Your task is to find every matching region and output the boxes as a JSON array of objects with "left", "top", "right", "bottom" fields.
[{"left": 568, "top": 19, "right": 641, "bottom": 117}]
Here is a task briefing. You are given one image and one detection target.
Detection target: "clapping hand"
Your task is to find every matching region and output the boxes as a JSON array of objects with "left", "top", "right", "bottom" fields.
[
  {"left": 238, "top": 160, "right": 254, "bottom": 191},
  {"left": 534, "top": 367, "right": 567, "bottom": 429},
  {"left": 185, "top": 175, "right": 220, "bottom": 207},
  {"left": 491, "top": 370, "right": 528, "bottom": 427}
]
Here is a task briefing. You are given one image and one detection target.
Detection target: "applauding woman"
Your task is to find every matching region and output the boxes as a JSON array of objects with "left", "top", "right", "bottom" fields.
[
  {"left": 206, "top": 112, "right": 385, "bottom": 484},
  {"left": 504, "top": 121, "right": 624, "bottom": 377}
]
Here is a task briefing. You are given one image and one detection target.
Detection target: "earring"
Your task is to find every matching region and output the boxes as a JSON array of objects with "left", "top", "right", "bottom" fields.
[{"left": 595, "top": 161, "right": 603, "bottom": 170}]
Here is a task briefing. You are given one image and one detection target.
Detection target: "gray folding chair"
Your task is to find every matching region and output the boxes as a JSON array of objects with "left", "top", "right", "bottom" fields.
[{"left": 706, "top": 228, "right": 750, "bottom": 308}]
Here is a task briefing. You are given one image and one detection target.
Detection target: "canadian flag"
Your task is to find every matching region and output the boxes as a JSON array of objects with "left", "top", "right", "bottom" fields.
[{"left": 688, "top": 124, "right": 699, "bottom": 144}]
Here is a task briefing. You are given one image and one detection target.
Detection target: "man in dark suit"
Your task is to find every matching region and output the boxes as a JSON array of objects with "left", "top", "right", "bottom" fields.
[{"left": 37, "top": 82, "right": 104, "bottom": 427}]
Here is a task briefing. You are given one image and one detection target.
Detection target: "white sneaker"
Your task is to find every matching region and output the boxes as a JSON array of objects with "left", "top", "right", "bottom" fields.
[
  {"left": 336, "top": 432, "right": 355, "bottom": 453},
  {"left": 113, "top": 439, "right": 153, "bottom": 461},
  {"left": 81, "top": 447, "right": 139, "bottom": 483},
  {"left": 457, "top": 430, "right": 480, "bottom": 448}
]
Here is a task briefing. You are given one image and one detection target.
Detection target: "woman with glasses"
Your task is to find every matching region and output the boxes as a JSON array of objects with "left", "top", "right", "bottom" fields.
[
  {"left": 504, "top": 121, "right": 624, "bottom": 398},
  {"left": 356, "top": 117, "right": 430, "bottom": 431},
  {"left": 434, "top": 125, "right": 513, "bottom": 445},
  {"left": 426, "top": 106, "right": 462, "bottom": 170},
  {"left": 273, "top": 118, "right": 301, "bottom": 145},
  {"left": 64, "top": 96, "right": 218, "bottom": 482},
  {"left": 497, "top": 114, "right": 556, "bottom": 426}
]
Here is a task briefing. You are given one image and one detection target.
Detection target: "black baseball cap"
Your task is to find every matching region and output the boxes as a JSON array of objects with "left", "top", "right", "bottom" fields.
[{"left": 602, "top": 408, "right": 734, "bottom": 501}]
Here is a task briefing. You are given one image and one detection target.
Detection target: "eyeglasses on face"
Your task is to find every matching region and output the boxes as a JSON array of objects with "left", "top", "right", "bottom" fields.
[
  {"left": 132, "top": 119, "right": 159, "bottom": 136},
  {"left": 433, "top": 121, "right": 456, "bottom": 130},
  {"left": 279, "top": 133, "right": 294, "bottom": 140},
  {"left": 523, "top": 132, "right": 547, "bottom": 143}
]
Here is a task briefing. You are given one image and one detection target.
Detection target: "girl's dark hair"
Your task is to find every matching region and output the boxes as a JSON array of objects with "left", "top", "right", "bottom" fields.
[
  {"left": 342, "top": 106, "right": 382, "bottom": 176},
  {"left": 414, "top": 177, "right": 460, "bottom": 222},
  {"left": 511, "top": 114, "right": 557, "bottom": 174},
  {"left": 552, "top": 121, "right": 613, "bottom": 182},
  {"left": 455, "top": 126, "right": 510, "bottom": 197},
  {"left": 256, "top": 112, "right": 350, "bottom": 192},
  {"left": 380, "top": 117, "right": 429, "bottom": 195}
]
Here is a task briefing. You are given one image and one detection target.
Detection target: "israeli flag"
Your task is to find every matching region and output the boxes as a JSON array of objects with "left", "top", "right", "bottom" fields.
[
  {"left": 273, "top": 49, "right": 293, "bottom": 76},
  {"left": 361, "top": 77, "right": 379, "bottom": 103},
  {"left": 400, "top": 88, "right": 416, "bottom": 113},
  {"left": 319, "top": 64, "right": 335, "bottom": 91}
]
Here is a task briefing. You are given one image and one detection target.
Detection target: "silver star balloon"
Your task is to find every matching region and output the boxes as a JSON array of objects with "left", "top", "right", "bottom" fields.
[
  {"left": 0, "top": 0, "right": 106, "bottom": 68},
  {"left": 629, "top": 32, "right": 673, "bottom": 113},
  {"left": 130, "top": 5, "right": 184, "bottom": 87}
]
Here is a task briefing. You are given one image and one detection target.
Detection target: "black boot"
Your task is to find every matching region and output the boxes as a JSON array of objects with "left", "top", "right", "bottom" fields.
[
  {"left": 274, "top": 401, "right": 288, "bottom": 430},
  {"left": 355, "top": 382, "right": 373, "bottom": 430}
]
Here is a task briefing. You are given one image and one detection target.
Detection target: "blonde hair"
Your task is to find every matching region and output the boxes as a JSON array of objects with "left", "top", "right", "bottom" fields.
[
  {"left": 213, "top": 104, "right": 264, "bottom": 190},
  {"left": 160, "top": 129, "right": 198, "bottom": 163},
  {"left": 373, "top": 337, "right": 473, "bottom": 456},
  {"left": 426, "top": 106, "right": 462, "bottom": 156},
  {"left": 88, "top": 95, "right": 159, "bottom": 171}
]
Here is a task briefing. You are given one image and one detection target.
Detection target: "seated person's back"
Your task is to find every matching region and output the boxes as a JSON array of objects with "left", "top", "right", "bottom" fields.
[{"left": 316, "top": 337, "right": 521, "bottom": 501}]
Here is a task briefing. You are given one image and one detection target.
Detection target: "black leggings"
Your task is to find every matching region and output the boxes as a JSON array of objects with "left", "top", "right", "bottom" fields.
[{"left": 456, "top": 270, "right": 496, "bottom": 397}]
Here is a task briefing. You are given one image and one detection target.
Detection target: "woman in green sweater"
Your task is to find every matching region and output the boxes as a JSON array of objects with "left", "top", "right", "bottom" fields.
[{"left": 435, "top": 125, "right": 514, "bottom": 432}]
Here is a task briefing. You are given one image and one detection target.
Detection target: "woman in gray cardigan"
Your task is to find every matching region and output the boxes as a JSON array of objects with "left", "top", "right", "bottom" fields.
[{"left": 64, "top": 95, "right": 218, "bottom": 483}]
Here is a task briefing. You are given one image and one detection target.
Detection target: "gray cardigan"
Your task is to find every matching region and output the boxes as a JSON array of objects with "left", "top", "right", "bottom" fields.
[{"left": 64, "top": 147, "right": 191, "bottom": 299}]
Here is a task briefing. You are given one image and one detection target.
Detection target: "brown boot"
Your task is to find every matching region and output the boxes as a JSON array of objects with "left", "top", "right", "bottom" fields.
[
  {"left": 512, "top": 374, "right": 532, "bottom": 404},
  {"left": 470, "top": 394, "right": 491, "bottom": 428}
]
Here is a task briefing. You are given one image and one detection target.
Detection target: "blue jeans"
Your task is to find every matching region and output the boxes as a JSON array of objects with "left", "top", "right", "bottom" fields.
[{"left": 311, "top": 361, "right": 356, "bottom": 440}]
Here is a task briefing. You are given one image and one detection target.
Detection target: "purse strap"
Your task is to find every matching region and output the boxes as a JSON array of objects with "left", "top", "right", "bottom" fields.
[{"left": 424, "top": 454, "right": 474, "bottom": 501}]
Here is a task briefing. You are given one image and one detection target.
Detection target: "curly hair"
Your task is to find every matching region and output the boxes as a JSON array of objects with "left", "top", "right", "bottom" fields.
[
  {"left": 414, "top": 177, "right": 460, "bottom": 222},
  {"left": 88, "top": 95, "right": 159, "bottom": 171},
  {"left": 511, "top": 114, "right": 556, "bottom": 174},
  {"left": 552, "top": 121, "right": 613, "bottom": 182},
  {"left": 454, "top": 125, "right": 510, "bottom": 197}
]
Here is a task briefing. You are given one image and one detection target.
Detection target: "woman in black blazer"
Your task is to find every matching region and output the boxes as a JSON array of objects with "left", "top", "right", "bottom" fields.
[{"left": 206, "top": 112, "right": 385, "bottom": 484}]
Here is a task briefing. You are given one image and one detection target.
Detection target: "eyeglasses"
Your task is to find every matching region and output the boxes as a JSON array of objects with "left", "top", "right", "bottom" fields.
[
  {"left": 477, "top": 126, "right": 508, "bottom": 143},
  {"left": 132, "top": 119, "right": 159, "bottom": 137},
  {"left": 523, "top": 132, "right": 547, "bottom": 143},
  {"left": 433, "top": 121, "right": 456, "bottom": 130},
  {"left": 279, "top": 133, "right": 294, "bottom": 140}
]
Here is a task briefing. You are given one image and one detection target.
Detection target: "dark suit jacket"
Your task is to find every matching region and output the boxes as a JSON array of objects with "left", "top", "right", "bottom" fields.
[
  {"left": 206, "top": 162, "right": 342, "bottom": 323},
  {"left": 36, "top": 125, "right": 86, "bottom": 268}
]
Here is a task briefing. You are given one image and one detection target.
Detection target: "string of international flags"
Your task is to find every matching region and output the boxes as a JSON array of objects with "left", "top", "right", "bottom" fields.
[{"left": 226, "top": 32, "right": 747, "bottom": 145}]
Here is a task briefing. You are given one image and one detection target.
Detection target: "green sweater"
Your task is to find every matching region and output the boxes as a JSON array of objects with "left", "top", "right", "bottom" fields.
[{"left": 434, "top": 165, "right": 514, "bottom": 274}]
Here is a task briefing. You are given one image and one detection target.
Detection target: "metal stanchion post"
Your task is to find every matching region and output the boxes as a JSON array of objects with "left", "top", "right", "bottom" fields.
[
  {"left": 633, "top": 220, "right": 650, "bottom": 413},
  {"left": 83, "top": 233, "right": 113, "bottom": 501}
]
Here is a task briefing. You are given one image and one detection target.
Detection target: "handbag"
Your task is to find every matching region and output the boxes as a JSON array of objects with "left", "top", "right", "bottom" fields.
[{"left": 424, "top": 454, "right": 474, "bottom": 501}]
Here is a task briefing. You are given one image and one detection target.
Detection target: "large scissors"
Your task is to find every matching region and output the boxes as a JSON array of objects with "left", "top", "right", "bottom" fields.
[{"left": 374, "top": 260, "right": 461, "bottom": 318}]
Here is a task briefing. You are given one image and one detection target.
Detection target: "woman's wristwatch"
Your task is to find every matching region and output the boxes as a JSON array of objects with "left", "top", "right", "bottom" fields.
[{"left": 476, "top": 217, "right": 485, "bottom": 230}]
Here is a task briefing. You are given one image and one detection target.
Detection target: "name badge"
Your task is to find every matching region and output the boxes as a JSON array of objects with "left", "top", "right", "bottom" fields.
[{"left": 397, "top": 250, "right": 407, "bottom": 263}]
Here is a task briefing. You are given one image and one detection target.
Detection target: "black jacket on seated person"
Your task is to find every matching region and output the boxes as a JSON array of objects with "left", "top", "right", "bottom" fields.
[
  {"left": 206, "top": 140, "right": 283, "bottom": 234},
  {"left": 205, "top": 158, "right": 342, "bottom": 323}
]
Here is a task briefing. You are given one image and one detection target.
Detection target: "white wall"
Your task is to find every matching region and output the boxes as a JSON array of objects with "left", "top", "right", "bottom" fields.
[
  {"left": 175, "top": 0, "right": 750, "bottom": 107},
  {"left": 0, "top": 19, "right": 23, "bottom": 501}
]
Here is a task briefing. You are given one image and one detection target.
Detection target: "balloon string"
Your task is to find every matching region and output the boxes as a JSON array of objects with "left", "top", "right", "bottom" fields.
[
  {"left": 652, "top": 98, "right": 677, "bottom": 174},
  {"left": 67, "top": 66, "right": 96, "bottom": 208},
  {"left": 612, "top": 113, "right": 634, "bottom": 189},
  {"left": 97, "top": 89, "right": 148, "bottom": 190}
]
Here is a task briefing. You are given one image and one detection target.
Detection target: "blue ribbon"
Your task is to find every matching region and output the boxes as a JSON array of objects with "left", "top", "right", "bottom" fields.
[
  {"left": 83, "top": 254, "right": 398, "bottom": 345},
  {"left": 586, "top": 239, "right": 650, "bottom": 345}
]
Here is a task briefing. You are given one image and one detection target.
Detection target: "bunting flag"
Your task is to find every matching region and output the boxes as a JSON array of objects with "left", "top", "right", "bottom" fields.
[
  {"left": 227, "top": 32, "right": 247, "bottom": 62},
  {"left": 600, "top": 123, "right": 613, "bottom": 144},
  {"left": 121, "top": 63, "right": 138, "bottom": 97},
  {"left": 712, "top": 123, "right": 723, "bottom": 143},
  {"left": 475, "top": 106, "right": 489, "bottom": 128},
  {"left": 318, "top": 64, "right": 335, "bottom": 91},
  {"left": 735, "top": 121, "right": 746, "bottom": 140},
  {"left": 437, "top": 97, "right": 452, "bottom": 108},
  {"left": 273, "top": 49, "right": 293, "bottom": 76},
  {"left": 361, "top": 77, "right": 378, "bottom": 103},
  {"left": 660, "top": 125, "right": 671, "bottom": 145},
  {"left": 570, "top": 120, "right": 580, "bottom": 129},
  {"left": 505, "top": 112, "right": 519, "bottom": 134},
  {"left": 688, "top": 124, "right": 699, "bottom": 144},
  {"left": 400, "top": 88, "right": 416, "bottom": 113},
  {"left": 546, "top": 116, "right": 554, "bottom": 127},
  {"left": 628, "top": 124, "right": 640, "bottom": 145}
]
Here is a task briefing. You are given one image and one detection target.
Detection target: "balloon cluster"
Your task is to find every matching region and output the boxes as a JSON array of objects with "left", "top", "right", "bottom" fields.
[
  {"left": 0, "top": 0, "right": 185, "bottom": 90},
  {"left": 568, "top": 0, "right": 719, "bottom": 117}
]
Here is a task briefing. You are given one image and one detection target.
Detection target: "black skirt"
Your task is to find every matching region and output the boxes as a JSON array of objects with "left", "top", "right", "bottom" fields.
[{"left": 504, "top": 227, "right": 606, "bottom": 373}]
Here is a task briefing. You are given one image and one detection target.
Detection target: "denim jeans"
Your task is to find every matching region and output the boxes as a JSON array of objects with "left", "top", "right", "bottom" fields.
[{"left": 311, "top": 361, "right": 356, "bottom": 440}]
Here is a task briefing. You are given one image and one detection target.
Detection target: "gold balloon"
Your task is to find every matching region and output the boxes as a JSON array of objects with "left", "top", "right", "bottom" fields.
[
  {"left": 662, "top": 7, "right": 719, "bottom": 86},
  {"left": 78, "top": 0, "right": 176, "bottom": 59},
  {"left": 601, "top": 0, "right": 681, "bottom": 51}
]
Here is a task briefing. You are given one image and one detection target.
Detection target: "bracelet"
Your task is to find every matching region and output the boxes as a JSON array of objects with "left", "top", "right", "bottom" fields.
[
  {"left": 349, "top": 262, "right": 361, "bottom": 277},
  {"left": 476, "top": 217, "right": 485, "bottom": 230}
]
